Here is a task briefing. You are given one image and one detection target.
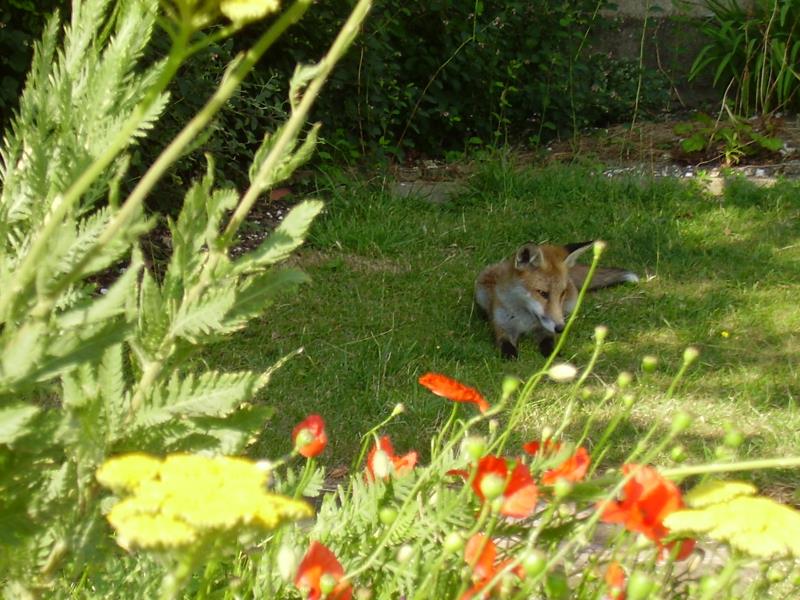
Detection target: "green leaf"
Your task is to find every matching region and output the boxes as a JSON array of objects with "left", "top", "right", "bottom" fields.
[
  {"left": 170, "top": 286, "right": 237, "bottom": 342},
  {"left": 57, "top": 251, "right": 142, "bottom": 328},
  {"left": 34, "top": 320, "right": 129, "bottom": 383},
  {"left": 224, "top": 268, "right": 310, "bottom": 328},
  {"left": 249, "top": 123, "right": 321, "bottom": 192},
  {"left": 232, "top": 200, "right": 323, "bottom": 275},
  {"left": 137, "top": 269, "right": 169, "bottom": 356},
  {"left": 99, "top": 344, "right": 129, "bottom": 440},
  {"left": 133, "top": 370, "right": 260, "bottom": 428},
  {"left": 0, "top": 404, "right": 41, "bottom": 445},
  {"left": 189, "top": 404, "right": 275, "bottom": 454},
  {"left": 0, "top": 321, "right": 46, "bottom": 385},
  {"left": 681, "top": 133, "right": 707, "bottom": 153},
  {"left": 750, "top": 132, "right": 784, "bottom": 152}
]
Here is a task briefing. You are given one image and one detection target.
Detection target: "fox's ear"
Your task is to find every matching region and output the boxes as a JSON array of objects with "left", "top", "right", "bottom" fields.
[
  {"left": 515, "top": 243, "right": 543, "bottom": 269},
  {"left": 563, "top": 241, "right": 595, "bottom": 267}
]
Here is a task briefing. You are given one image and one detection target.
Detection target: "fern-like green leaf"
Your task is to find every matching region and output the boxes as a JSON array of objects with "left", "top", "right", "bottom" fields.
[
  {"left": 133, "top": 370, "right": 260, "bottom": 428},
  {"left": 0, "top": 322, "right": 47, "bottom": 385},
  {"left": 57, "top": 251, "right": 142, "bottom": 328},
  {"left": 137, "top": 269, "right": 169, "bottom": 357},
  {"left": 224, "top": 268, "right": 309, "bottom": 329},
  {"left": 0, "top": 404, "right": 41, "bottom": 445},
  {"left": 170, "top": 286, "right": 237, "bottom": 343},
  {"left": 232, "top": 200, "right": 323, "bottom": 275}
]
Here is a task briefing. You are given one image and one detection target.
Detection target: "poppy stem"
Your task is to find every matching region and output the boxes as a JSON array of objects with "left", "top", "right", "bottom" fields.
[
  {"left": 432, "top": 403, "right": 460, "bottom": 458},
  {"left": 660, "top": 456, "right": 800, "bottom": 479}
]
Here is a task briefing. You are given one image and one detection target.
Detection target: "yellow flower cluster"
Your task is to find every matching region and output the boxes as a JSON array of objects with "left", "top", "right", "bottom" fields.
[
  {"left": 97, "top": 453, "right": 312, "bottom": 551},
  {"left": 174, "top": 0, "right": 281, "bottom": 29}
]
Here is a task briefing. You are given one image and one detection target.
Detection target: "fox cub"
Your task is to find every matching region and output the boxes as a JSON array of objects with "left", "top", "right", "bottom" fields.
[{"left": 474, "top": 241, "right": 638, "bottom": 359}]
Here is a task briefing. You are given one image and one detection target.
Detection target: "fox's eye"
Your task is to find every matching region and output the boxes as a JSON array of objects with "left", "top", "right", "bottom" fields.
[
  {"left": 536, "top": 289, "right": 549, "bottom": 300},
  {"left": 560, "top": 290, "right": 566, "bottom": 300}
]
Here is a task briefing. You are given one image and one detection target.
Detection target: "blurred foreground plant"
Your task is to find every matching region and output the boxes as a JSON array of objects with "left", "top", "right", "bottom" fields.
[{"left": 0, "top": 0, "right": 371, "bottom": 591}]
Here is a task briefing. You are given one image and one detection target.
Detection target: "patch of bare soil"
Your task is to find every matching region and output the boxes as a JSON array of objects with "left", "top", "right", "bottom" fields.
[{"left": 542, "top": 115, "right": 800, "bottom": 176}]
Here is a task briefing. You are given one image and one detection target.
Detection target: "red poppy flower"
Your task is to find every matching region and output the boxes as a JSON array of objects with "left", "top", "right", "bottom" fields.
[
  {"left": 462, "top": 534, "right": 524, "bottom": 600},
  {"left": 599, "top": 464, "right": 695, "bottom": 560},
  {"left": 542, "top": 447, "right": 591, "bottom": 486},
  {"left": 292, "top": 414, "right": 328, "bottom": 458},
  {"left": 366, "top": 436, "right": 418, "bottom": 480},
  {"left": 604, "top": 561, "right": 626, "bottom": 600},
  {"left": 472, "top": 455, "right": 538, "bottom": 518},
  {"left": 524, "top": 440, "right": 591, "bottom": 485},
  {"left": 522, "top": 439, "right": 561, "bottom": 456},
  {"left": 295, "top": 541, "right": 352, "bottom": 600},
  {"left": 418, "top": 372, "right": 490, "bottom": 413}
]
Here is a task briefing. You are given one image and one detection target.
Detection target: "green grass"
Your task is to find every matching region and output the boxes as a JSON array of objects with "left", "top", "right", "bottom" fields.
[{"left": 205, "top": 159, "right": 800, "bottom": 491}]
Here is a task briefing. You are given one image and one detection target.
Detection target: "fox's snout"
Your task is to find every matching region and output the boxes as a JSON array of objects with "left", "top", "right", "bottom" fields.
[{"left": 535, "top": 312, "right": 564, "bottom": 335}]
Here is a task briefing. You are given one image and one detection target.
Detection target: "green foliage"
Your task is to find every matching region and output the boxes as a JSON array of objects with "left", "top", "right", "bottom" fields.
[
  {"left": 673, "top": 110, "right": 783, "bottom": 164},
  {"left": 227, "top": 0, "right": 671, "bottom": 160},
  {"left": 0, "top": 0, "right": 366, "bottom": 588},
  {"left": 691, "top": 0, "right": 800, "bottom": 115},
  {"left": 0, "top": 1, "right": 70, "bottom": 124}
]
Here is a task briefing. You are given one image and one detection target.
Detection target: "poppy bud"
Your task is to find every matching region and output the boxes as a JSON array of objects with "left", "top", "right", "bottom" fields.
[
  {"left": 522, "top": 549, "right": 547, "bottom": 577},
  {"left": 552, "top": 478, "right": 573, "bottom": 499},
  {"left": 479, "top": 473, "right": 506, "bottom": 501},
  {"left": 593, "top": 240, "right": 607, "bottom": 259},
  {"left": 548, "top": 363, "right": 577, "bottom": 383},
  {"left": 277, "top": 545, "right": 298, "bottom": 582},
  {"left": 502, "top": 376, "right": 521, "bottom": 399},
  {"left": 462, "top": 435, "right": 487, "bottom": 461},
  {"left": 641, "top": 355, "right": 658, "bottom": 373},
  {"left": 443, "top": 532, "right": 464, "bottom": 553},
  {"left": 670, "top": 410, "right": 693, "bottom": 434},
  {"left": 683, "top": 346, "right": 700, "bottom": 365},
  {"left": 371, "top": 450, "right": 392, "bottom": 479},
  {"left": 616, "top": 371, "right": 633, "bottom": 388},
  {"left": 396, "top": 544, "right": 414, "bottom": 564},
  {"left": 320, "top": 573, "right": 338, "bottom": 595},
  {"left": 627, "top": 571, "right": 655, "bottom": 600},
  {"left": 379, "top": 506, "right": 398, "bottom": 525}
]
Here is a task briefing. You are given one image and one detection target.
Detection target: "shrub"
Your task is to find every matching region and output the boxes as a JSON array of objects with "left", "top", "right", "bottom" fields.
[{"left": 690, "top": 0, "right": 800, "bottom": 115}]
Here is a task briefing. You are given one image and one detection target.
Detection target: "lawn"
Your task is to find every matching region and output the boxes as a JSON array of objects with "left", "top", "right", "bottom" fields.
[{"left": 205, "top": 159, "right": 800, "bottom": 492}]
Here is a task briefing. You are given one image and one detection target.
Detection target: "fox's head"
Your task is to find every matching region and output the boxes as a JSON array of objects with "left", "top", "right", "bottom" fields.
[{"left": 513, "top": 241, "right": 594, "bottom": 334}]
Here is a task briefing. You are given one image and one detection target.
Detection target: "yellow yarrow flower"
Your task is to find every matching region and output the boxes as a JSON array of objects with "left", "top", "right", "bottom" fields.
[
  {"left": 96, "top": 453, "right": 161, "bottom": 494},
  {"left": 97, "top": 453, "right": 312, "bottom": 551},
  {"left": 220, "top": 0, "right": 281, "bottom": 25}
]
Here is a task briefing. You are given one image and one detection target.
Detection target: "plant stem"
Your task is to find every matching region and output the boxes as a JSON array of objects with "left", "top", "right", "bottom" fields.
[
  {"left": 660, "top": 456, "right": 800, "bottom": 479},
  {"left": 222, "top": 0, "right": 373, "bottom": 241}
]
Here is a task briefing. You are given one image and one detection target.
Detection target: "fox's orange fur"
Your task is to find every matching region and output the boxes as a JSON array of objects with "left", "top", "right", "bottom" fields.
[{"left": 474, "top": 241, "right": 638, "bottom": 359}]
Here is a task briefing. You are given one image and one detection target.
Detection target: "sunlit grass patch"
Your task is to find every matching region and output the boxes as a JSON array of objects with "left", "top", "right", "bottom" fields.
[{"left": 205, "top": 161, "right": 800, "bottom": 489}]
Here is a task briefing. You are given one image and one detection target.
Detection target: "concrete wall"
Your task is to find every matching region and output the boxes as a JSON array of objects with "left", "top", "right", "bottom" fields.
[
  {"left": 608, "top": 0, "right": 754, "bottom": 17},
  {"left": 588, "top": 1, "right": 757, "bottom": 108}
]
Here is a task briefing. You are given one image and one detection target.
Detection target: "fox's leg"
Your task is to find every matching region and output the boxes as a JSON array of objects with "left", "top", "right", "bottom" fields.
[
  {"left": 532, "top": 328, "right": 556, "bottom": 357},
  {"left": 491, "top": 306, "right": 519, "bottom": 359},
  {"left": 538, "top": 336, "right": 555, "bottom": 357}
]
